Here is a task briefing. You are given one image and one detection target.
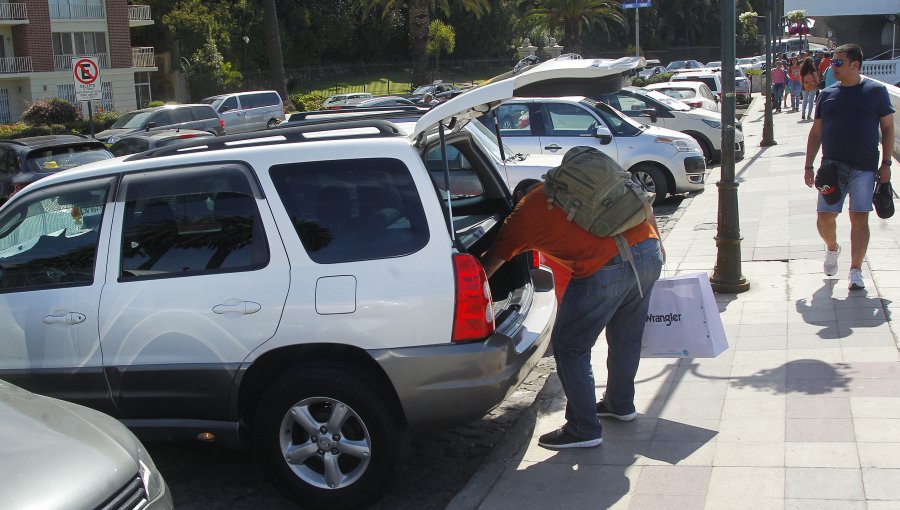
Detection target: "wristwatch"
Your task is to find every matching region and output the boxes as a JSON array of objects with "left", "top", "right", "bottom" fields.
[{"left": 882, "top": 160, "right": 893, "bottom": 167}]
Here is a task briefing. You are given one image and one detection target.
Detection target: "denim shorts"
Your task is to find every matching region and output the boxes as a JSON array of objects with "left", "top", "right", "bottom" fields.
[{"left": 817, "top": 167, "right": 876, "bottom": 213}]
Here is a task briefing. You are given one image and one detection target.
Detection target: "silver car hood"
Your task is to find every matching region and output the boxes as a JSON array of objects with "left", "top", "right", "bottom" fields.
[{"left": 0, "top": 380, "right": 139, "bottom": 509}]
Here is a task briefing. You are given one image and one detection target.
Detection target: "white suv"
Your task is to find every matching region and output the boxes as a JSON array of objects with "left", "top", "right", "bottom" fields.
[
  {"left": 486, "top": 96, "right": 707, "bottom": 202},
  {"left": 0, "top": 57, "right": 642, "bottom": 509}
]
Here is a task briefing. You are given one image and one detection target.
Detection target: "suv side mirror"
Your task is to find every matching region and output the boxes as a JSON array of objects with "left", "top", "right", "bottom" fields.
[
  {"left": 640, "top": 108, "right": 658, "bottom": 123},
  {"left": 145, "top": 122, "right": 156, "bottom": 131},
  {"left": 594, "top": 125, "right": 613, "bottom": 145}
]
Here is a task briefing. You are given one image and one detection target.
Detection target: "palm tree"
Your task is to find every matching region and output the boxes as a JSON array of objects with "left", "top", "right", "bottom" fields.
[
  {"left": 355, "top": 0, "right": 490, "bottom": 86},
  {"left": 517, "top": 0, "right": 625, "bottom": 55},
  {"left": 262, "top": 0, "right": 290, "bottom": 107}
]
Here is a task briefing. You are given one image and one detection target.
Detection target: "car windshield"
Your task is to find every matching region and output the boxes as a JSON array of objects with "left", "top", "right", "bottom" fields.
[
  {"left": 639, "top": 90, "right": 691, "bottom": 111},
  {"left": 26, "top": 145, "right": 113, "bottom": 173},
  {"left": 202, "top": 97, "right": 224, "bottom": 109},
  {"left": 661, "top": 88, "right": 697, "bottom": 99},
  {"left": 737, "top": 58, "right": 754, "bottom": 65},
  {"left": 582, "top": 98, "right": 642, "bottom": 137},
  {"left": 110, "top": 110, "right": 154, "bottom": 129},
  {"left": 412, "top": 85, "right": 434, "bottom": 95},
  {"left": 667, "top": 61, "right": 686, "bottom": 70},
  {"left": 468, "top": 118, "right": 515, "bottom": 162},
  {"left": 707, "top": 61, "right": 721, "bottom": 68}
]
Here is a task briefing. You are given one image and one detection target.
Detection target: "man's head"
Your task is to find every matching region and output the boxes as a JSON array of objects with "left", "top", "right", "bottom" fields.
[
  {"left": 831, "top": 44, "right": 863, "bottom": 83},
  {"left": 775, "top": 60, "right": 783, "bottom": 68},
  {"left": 512, "top": 178, "right": 542, "bottom": 204}
]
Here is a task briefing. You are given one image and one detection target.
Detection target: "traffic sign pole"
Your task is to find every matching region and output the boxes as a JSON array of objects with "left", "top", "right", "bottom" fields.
[
  {"left": 87, "top": 100, "right": 94, "bottom": 138},
  {"left": 621, "top": 1, "right": 652, "bottom": 57}
]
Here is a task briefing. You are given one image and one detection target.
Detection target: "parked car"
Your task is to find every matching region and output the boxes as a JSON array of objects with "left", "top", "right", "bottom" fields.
[
  {"left": 670, "top": 69, "right": 723, "bottom": 100},
  {"left": 0, "top": 135, "right": 113, "bottom": 203},
  {"left": 321, "top": 92, "right": 373, "bottom": 107},
  {"left": 202, "top": 90, "right": 286, "bottom": 133},
  {"left": 706, "top": 60, "right": 722, "bottom": 68},
  {"left": 95, "top": 104, "right": 225, "bottom": 144},
  {"left": 734, "top": 67, "right": 752, "bottom": 104},
  {"left": 0, "top": 379, "right": 172, "bottom": 509},
  {"left": 0, "top": 56, "right": 645, "bottom": 509},
  {"left": 666, "top": 60, "right": 704, "bottom": 72},
  {"left": 643, "top": 81, "right": 720, "bottom": 112},
  {"left": 402, "top": 82, "right": 464, "bottom": 104},
  {"left": 109, "top": 129, "right": 215, "bottom": 157},
  {"left": 325, "top": 96, "right": 416, "bottom": 110},
  {"left": 599, "top": 86, "right": 745, "bottom": 162},
  {"left": 482, "top": 96, "right": 706, "bottom": 203},
  {"left": 638, "top": 65, "right": 669, "bottom": 79},
  {"left": 737, "top": 57, "right": 764, "bottom": 71}
]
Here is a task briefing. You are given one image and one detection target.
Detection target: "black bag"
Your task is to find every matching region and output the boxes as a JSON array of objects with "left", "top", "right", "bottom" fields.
[
  {"left": 874, "top": 181, "right": 895, "bottom": 219},
  {"left": 815, "top": 160, "right": 850, "bottom": 205}
]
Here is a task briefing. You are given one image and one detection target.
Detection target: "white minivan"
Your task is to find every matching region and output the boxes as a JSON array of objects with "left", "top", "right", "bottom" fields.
[
  {"left": 486, "top": 96, "right": 707, "bottom": 202},
  {"left": 202, "top": 90, "right": 286, "bottom": 133},
  {"left": 601, "top": 87, "right": 745, "bottom": 162}
]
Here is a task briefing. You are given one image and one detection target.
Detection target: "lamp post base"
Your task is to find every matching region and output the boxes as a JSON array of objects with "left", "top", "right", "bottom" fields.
[{"left": 760, "top": 139, "right": 778, "bottom": 147}]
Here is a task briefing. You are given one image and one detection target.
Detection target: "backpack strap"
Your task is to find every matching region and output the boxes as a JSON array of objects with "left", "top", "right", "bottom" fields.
[{"left": 614, "top": 234, "right": 643, "bottom": 298}]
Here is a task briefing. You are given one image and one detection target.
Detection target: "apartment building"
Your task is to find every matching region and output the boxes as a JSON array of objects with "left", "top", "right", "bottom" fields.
[{"left": 0, "top": 0, "right": 157, "bottom": 124}]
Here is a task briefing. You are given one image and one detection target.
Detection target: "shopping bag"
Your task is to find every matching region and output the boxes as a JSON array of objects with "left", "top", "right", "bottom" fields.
[{"left": 641, "top": 272, "right": 729, "bottom": 358}]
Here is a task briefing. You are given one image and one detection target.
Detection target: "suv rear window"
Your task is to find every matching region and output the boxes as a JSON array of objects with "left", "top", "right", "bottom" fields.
[
  {"left": 191, "top": 106, "right": 217, "bottom": 119},
  {"left": 26, "top": 144, "right": 113, "bottom": 173},
  {"left": 271, "top": 158, "right": 429, "bottom": 264}
]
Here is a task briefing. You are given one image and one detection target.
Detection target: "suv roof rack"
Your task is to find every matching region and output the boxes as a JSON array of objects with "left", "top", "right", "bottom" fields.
[
  {"left": 289, "top": 105, "right": 429, "bottom": 122},
  {"left": 126, "top": 118, "right": 405, "bottom": 161}
]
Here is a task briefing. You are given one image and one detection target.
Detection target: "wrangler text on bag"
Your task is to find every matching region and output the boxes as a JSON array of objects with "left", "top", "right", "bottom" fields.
[{"left": 646, "top": 313, "right": 682, "bottom": 326}]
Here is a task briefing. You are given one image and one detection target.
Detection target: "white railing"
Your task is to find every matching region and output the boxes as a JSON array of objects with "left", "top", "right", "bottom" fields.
[
  {"left": 54, "top": 52, "right": 109, "bottom": 70},
  {"left": 49, "top": 1, "right": 105, "bottom": 19},
  {"left": 0, "top": 56, "right": 32, "bottom": 73},
  {"left": 862, "top": 60, "right": 900, "bottom": 87},
  {"left": 0, "top": 3, "right": 27, "bottom": 20},
  {"left": 132, "top": 47, "right": 154, "bottom": 68},
  {"left": 128, "top": 5, "right": 151, "bottom": 22}
]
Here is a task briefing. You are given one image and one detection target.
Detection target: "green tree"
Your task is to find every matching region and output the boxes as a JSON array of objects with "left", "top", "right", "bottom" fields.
[
  {"left": 426, "top": 19, "right": 456, "bottom": 71},
  {"left": 355, "top": 0, "right": 490, "bottom": 85},
  {"left": 516, "top": 0, "right": 626, "bottom": 55},
  {"left": 263, "top": 0, "right": 290, "bottom": 107}
]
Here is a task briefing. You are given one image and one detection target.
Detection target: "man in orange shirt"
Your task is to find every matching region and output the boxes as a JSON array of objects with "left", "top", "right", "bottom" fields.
[
  {"left": 482, "top": 179, "right": 663, "bottom": 450},
  {"left": 818, "top": 52, "right": 832, "bottom": 78}
]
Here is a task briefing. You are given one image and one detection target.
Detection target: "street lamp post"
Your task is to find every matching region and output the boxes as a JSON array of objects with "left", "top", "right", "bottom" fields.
[
  {"left": 242, "top": 35, "right": 249, "bottom": 75},
  {"left": 710, "top": 0, "right": 750, "bottom": 293},
  {"left": 761, "top": 0, "right": 776, "bottom": 147}
]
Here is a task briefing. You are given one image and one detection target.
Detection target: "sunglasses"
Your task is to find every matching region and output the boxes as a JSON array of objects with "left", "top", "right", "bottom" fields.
[{"left": 831, "top": 59, "right": 845, "bottom": 67}]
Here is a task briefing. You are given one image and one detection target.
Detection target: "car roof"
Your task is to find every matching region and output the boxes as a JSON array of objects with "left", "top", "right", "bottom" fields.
[
  {"left": 114, "top": 129, "right": 215, "bottom": 141},
  {"left": 0, "top": 135, "right": 103, "bottom": 151},
  {"left": 128, "top": 103, "right": 214, "bottom": 113}
]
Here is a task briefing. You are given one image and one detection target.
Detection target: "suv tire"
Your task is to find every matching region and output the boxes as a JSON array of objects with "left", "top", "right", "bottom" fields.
[
  {"left": 630, "top": 164, "right": 668, "bottom": 204},
  {"left": 253, "top": 366, "right": 406, "bottom": 509}
]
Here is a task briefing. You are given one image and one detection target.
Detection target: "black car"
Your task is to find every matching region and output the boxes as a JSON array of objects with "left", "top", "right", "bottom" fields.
[
  {"left": 109, "top": 129, "right": 215, "bottom": 157},
  {"left": 0, "top": 135, "right": 113, "bottom": 203},
  {"left": 402, "top": 83, "right": 465, "bottom": 104},
  {"left": 94, "top": 104, "right": 226, "bottom": 144}
]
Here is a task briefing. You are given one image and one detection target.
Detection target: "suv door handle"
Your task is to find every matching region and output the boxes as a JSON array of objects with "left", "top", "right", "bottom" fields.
[
  {"left": 544, "top": 144, "right": 561, "bottom": 151},
  {"left": 43, "top": 312, "right": 86, "bottom": 325},
  {"left": 213, "top": 301, "right": 261, "bottom": 315}
]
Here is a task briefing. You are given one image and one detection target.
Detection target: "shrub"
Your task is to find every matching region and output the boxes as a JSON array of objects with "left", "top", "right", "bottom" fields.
[
  {"left": 22, "top": 98, "right": 83, "bottom": 126},
  {"left": 0, "top": 122, "right": 68, "bottom": 139},
  {"left": 289, "top": 92, "right": 329, "bottom": 112},
  {"left": 633, "top": 73, "right": 674, "bottom": 87},
  {"left": 147, "top": 100, "right": 165, "bottom": 107},
  {"left": 745, "top": 69, "right": 763, "bottom": 76}
]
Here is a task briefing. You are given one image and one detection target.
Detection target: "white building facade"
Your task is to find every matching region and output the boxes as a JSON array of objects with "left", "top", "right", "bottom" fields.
[{"left": 785, "top": 0, "right": 900, "bottom": 60}]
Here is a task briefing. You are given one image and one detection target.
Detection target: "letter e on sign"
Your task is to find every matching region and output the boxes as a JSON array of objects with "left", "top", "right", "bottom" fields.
[{"left": 72, "top": 56, "right": 102, "bottom": 101}]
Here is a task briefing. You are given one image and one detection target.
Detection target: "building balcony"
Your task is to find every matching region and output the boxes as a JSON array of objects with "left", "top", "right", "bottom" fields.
[
  {"left": 0, "top": 56, "right": 32, "bottom": 74},
  {"left": 0, "top": 3, "right": 28, "bottom": 24},
  {"left": 128, "top": 5, "right": 153, "bottom": 27},
  {"left": 132, "top": 47, "right": 155, "bottom": 69},
  {"left": 50, "top": 1, "right": 105, "bottom": 20},
  {"left": 54, "top": 52, "right": 109, "bottom": 71}
]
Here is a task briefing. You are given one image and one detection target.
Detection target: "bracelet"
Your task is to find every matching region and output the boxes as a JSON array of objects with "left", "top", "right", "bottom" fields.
[{"left": 804, "top": 165, "right": 814, "bottom": 170}]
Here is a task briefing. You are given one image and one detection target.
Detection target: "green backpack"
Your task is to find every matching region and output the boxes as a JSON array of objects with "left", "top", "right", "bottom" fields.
[{"left": 542, "top": 146, "right": 655, "bottom": 237}]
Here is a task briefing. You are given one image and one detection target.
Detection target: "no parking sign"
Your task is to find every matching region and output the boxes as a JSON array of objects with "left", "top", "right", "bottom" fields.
[{"left": 72, "top": 57, "right": 102, "bottom": 101}]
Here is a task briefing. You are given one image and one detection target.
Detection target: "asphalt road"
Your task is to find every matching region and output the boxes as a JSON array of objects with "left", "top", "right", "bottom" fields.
[{"left": 145, "top": 193, "right": 693, "bottom": 510}]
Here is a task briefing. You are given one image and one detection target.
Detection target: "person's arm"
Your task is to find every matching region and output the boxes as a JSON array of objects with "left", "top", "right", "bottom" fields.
[
  {"left": 880, "top": 113, "right": 894, "bottom": 184},
  {"left": 804, "top": 118, "right": 823, "bottom": 187}
]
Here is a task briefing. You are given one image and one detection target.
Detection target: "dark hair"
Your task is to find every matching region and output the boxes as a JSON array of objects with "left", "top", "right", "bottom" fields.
[
  {"left": 834, "top": 43, "right": 863, "bottom": 64},
  {"left": 512, "top": 178, "right": 541, "bottom": 204},
  {"left": 801, "top": 57, "right": 817, "bottom": 76}
]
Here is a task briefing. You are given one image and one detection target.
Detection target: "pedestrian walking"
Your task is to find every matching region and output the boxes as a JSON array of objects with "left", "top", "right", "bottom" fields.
[
  {"left": 818, "top": 52, "right": 832, "bottom": 79},
  {"left": 800, "top": 57, "right": 819, "bottom": 120},
  {"left": 771, "top": 60, "right": 787, "bottom": 113},
  {"left": 788, "top": 56, "right": 803, "bottom": 112},
  {"left": 804, "top": 43, "right": 895, "bottom": 290},
  {"left": 481, "top": 171, "right": 663, "bottom": 450}
]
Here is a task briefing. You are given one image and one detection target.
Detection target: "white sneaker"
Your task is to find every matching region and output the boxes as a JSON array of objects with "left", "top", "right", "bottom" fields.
[
  {"left": 849, "top": 269, "right": 865, "bottom": 290},
  {"left": 824, "top": 245, "right": 841, "bottom": 276}
]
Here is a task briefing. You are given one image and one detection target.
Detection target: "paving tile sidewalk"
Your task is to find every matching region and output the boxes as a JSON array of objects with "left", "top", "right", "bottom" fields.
[{"left": 448, "top": 96, "right": 900, "bottom": 510}]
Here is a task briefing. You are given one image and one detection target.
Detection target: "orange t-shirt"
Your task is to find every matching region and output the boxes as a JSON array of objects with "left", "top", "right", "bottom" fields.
[
  {"left": 488, "top": 187, "right": 658, "bottom": 279},
  {"left": 818, "top": 58, "right": 831, "bottom": 76}
]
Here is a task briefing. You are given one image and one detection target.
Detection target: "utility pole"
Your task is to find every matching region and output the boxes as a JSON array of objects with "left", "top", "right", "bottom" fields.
[
  {"left": 761, "top": 0, "right": 776, "bottom": 147},
  {"left": 635, "top": 7, "right": 640, "bottom": 57},
  {"left": 710, "top": 0, "right": 749, "bottom": 293}
]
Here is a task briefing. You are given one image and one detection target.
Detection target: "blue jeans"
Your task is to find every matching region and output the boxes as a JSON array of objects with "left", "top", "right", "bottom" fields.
[
  {"left": 802, "top": 89, "right": 816, "bottom": 117},
  {"left": 817, "top": 165, "right": 876, "bottom": 213},
  {"left": 790, "top": 80, "right": 802, "bottom": 109},
  {"left": 552, "top": 238, "right": 663, "bottom": 439},
  {"left": 773, "top": 83, "right": 785, "bottom": 110}
]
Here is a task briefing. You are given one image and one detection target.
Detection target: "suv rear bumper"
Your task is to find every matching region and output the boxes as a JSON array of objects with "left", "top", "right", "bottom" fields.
[{"left": 370, "top": 268, "right": 556, "bottom": 429}]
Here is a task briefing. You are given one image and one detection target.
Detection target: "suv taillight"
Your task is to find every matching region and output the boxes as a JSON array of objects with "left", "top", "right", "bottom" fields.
[
  {"left": 531, "top": 251, "right": 546, "bottom": 269},
  {"left": 452, "top": 254, "right": 495, "bottom": 342},
  {"left": 219, "top": 119, "right": 225, "bottom": 129}
]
